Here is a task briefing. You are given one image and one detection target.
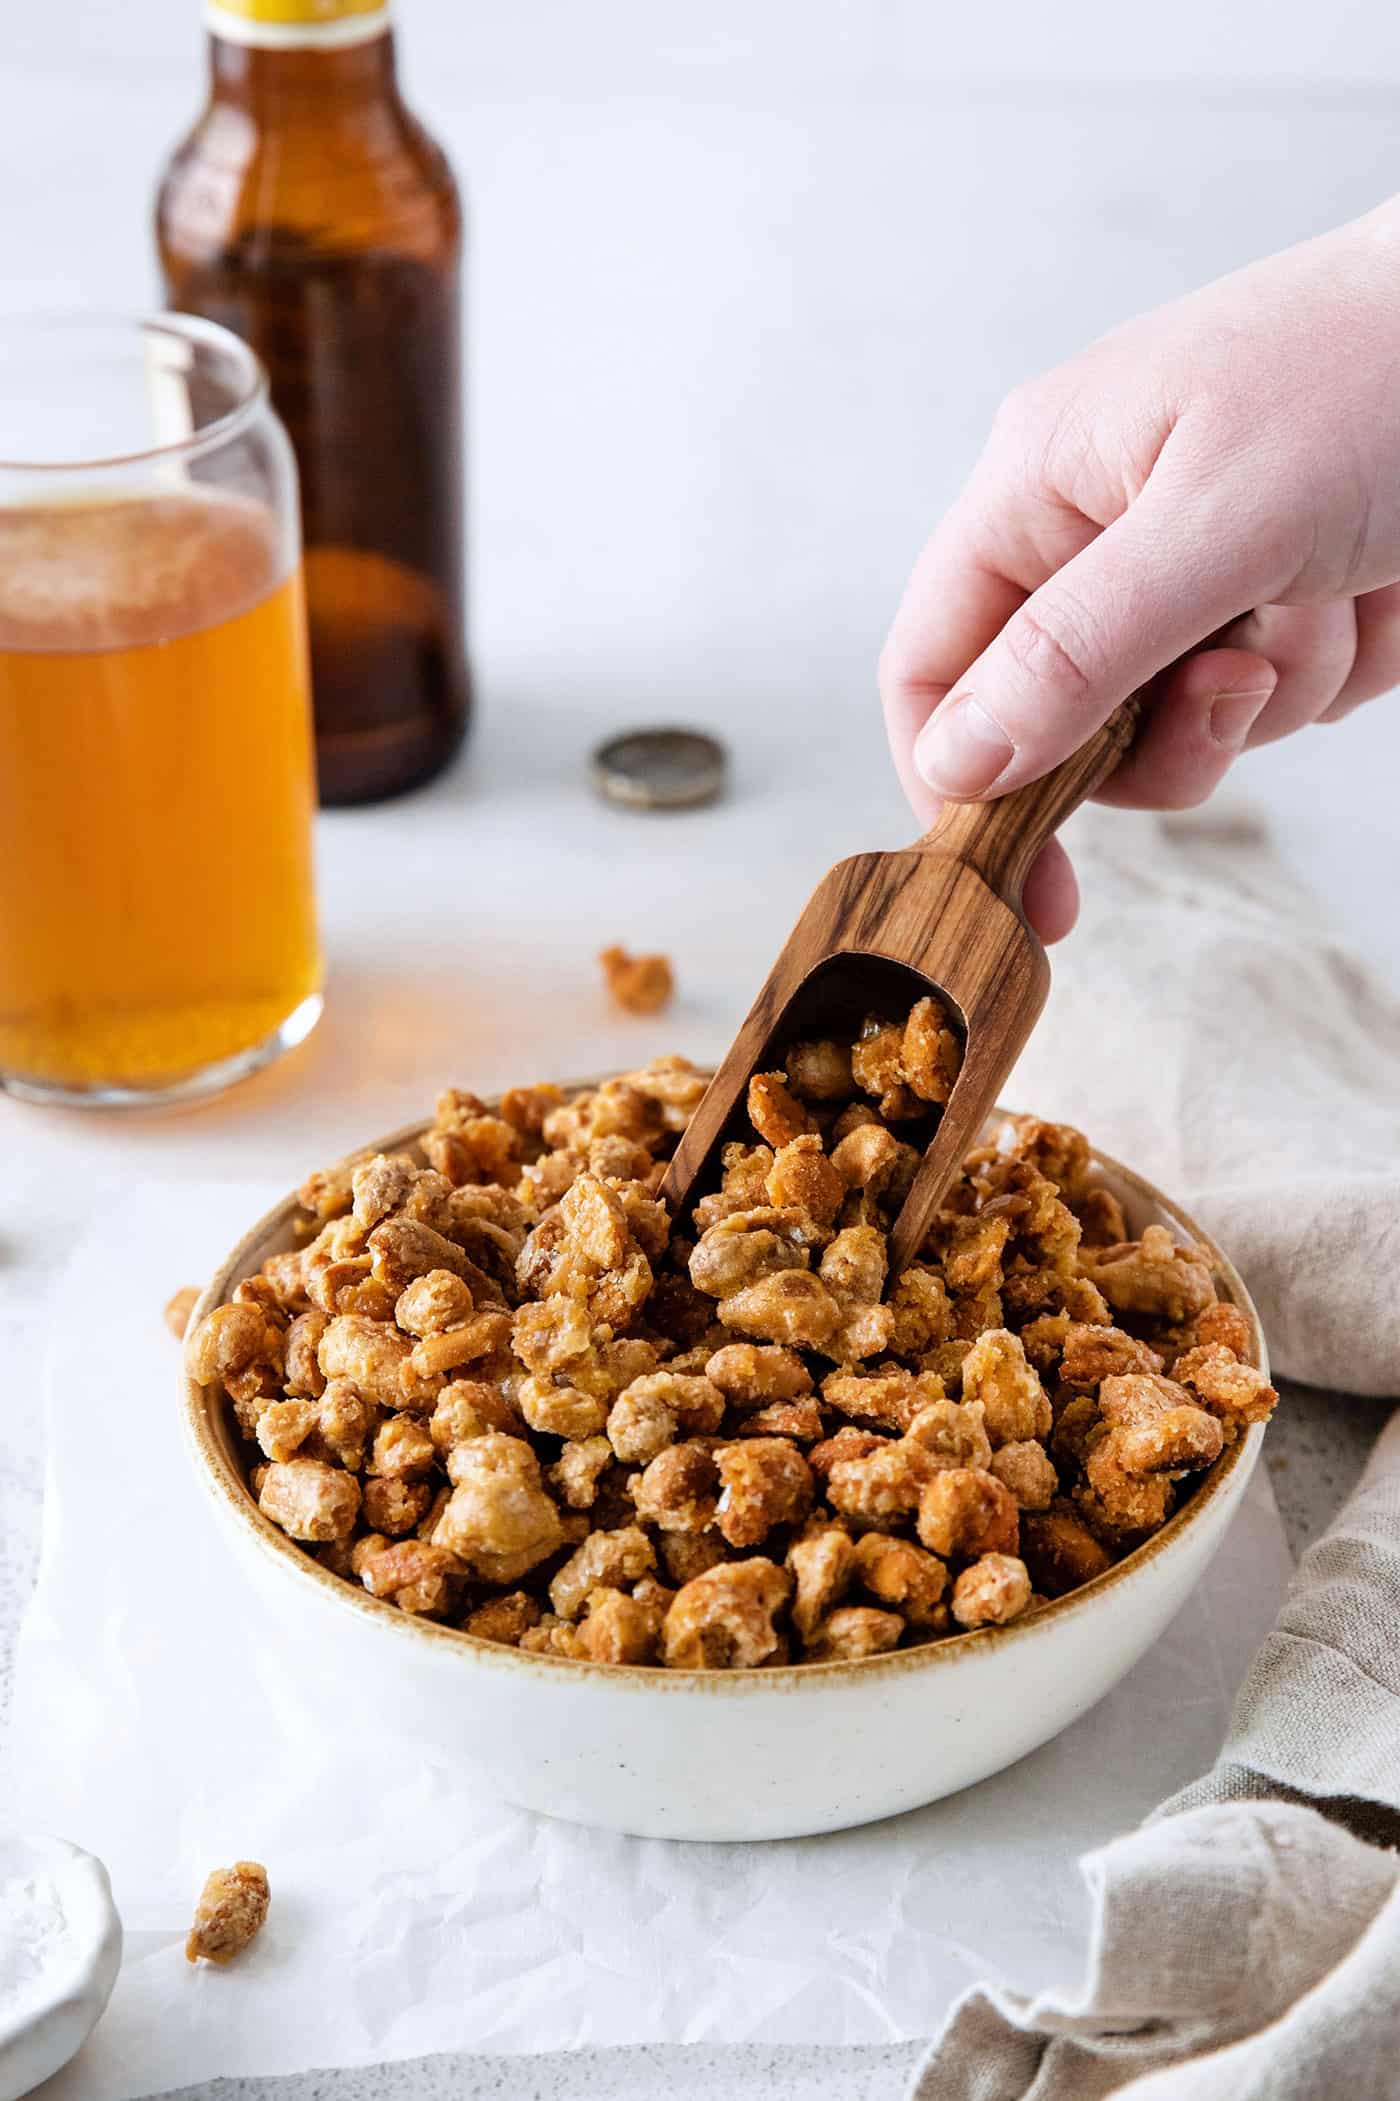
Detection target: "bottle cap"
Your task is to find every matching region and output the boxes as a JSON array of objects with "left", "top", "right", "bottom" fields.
[{"left": 590, "top": 726, "right": 728, "bottom": 811}]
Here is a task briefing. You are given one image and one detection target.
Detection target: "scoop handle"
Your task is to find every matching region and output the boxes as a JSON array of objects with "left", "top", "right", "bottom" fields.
[{"left": 918, "top": 692, "right": 1144, "bottom": 904}]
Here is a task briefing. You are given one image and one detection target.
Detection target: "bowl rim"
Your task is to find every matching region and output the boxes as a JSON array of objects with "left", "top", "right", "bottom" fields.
[{"left": 181, "top": 1095, "right": 1269, "bottom": 1697}]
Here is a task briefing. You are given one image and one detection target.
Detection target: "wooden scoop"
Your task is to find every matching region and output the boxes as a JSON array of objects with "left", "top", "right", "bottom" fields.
[{"left": 661, "top": 696, "right": 1142, "bottom": 1277}]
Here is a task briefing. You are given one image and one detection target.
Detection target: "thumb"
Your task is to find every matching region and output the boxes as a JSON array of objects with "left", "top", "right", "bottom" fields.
[{"left": 911, "top": 483, "right": 1265, "bottom": 800}]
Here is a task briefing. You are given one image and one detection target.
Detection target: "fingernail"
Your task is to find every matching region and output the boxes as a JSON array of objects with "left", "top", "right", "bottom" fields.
[
  {"left": 915, "top": 696, "right": 1015, "bottom": 797},
  {"left": 1208, "top": 683, "right": 1274, "bottom": 750}
]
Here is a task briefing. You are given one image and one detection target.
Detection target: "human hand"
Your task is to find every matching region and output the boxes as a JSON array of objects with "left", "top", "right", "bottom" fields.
[{"left": 880, "top": 199, "right": 1400, "bottom": 939}]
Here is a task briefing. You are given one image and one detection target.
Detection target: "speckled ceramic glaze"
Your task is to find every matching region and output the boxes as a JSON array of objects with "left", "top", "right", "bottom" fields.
[{"left": 181, "top": 1102, "right": 1267, "bottom": 1842}]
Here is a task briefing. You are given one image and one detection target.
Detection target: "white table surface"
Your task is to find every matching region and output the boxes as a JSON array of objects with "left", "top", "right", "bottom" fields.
[{"left": 5, "top": 2, "right": 1400, "bottom": 2093}]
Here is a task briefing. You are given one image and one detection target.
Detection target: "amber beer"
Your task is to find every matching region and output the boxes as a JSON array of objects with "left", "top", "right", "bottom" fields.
[
  {"left": 157, "top": 0, "right": 469, "bottom": 804},
  {"left": 0, "top": 314, "right": 322, "bottom": 1106},
  {"left": 0, "top": 496, "right": 321, "bottom": 1097}
]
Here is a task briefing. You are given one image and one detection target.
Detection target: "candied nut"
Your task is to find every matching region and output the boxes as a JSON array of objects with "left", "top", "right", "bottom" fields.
[
  {"left": 632, "top": 1442, "right": 720, "bottom": 1532},
  {"left": 283, "top": 1309, "right": 330, "bottom": 1397},
  {"left": 851, "top": 1533, "right": 947, "bottom": 1626},
  {"left": 731, "top": 1396, "right": 825, "bottom": 1441},
  {"left": 1076, "top": 1444, "right": 1174, "bottom": 1540},
  {"left": 464, "top": 1590, "right": 542, "bottom": 1645},
  {"left": 499, "top": 1081, "right": 566, "bottom": 1136},
  {"left": 429, "top": 1378, "right": 521, "bottom": 1451},
  {"left": 369, "top": 1415, "right": 436, "bottom": 1478},
  {"left": 575, "top": 1584, "right": 667, "bottom": 1663},
  {"left": 259, "top": 1458, "right": 361, "bottom": 1542},
  {"left": 804, "top": 1605, "right": 904, "bottom": 1659},
  {"left": 185, "top": 1862, "right": 269, "bottom": 1965},
  {"left": 599, "top": 944, "right": 674, "bottom": 1015},
  {"left": 901, "top": 996, "right": 960, "bottom": 1104},
  {"left": 714, "top": 1438, "right": 813, "bottom": 1546},
  {"left": 785, "top": 1038, "right": 854, "bottom": 1101},
  {"left": 519, "top": 1615, "right": 582, "bottom": 1657},
  {"left": 887, "top": 1266, "right": 953, "bottom": 1355},
  {"left": 1077, "top": 1188, "right": 1128, "bottom": 1246},
  {"left": 1060, "top": 1322, "right": 1164, "bottom": 1387},
  {"left": 747, "top": 1070, "right": 815, "bottom": 1147},
  {"left": 658, "top": 1529, "right": 728, "bottom": 1586},
  {"left": 312, "top": 1379, "right": 374, "bottom": 1469},
  {"left": 1079, "top": 1224, "right": 1215, "bottom": 1325},
  {"left": 519, "top": 1374, "right": 610, "bottom": 1439},
  {"left": 951, "top": 1552, "right": 1031, "bottom": 1628},
  {"left": 823, "top": 1367, "right": 938, "bottom": 1435},
  {"left": 635, "top": 1371, "right": 726, "bottom": 1434},
  {"left": 164, "top": 1286, "right": 201, "bottom": 1340},
  {"left": 512, "top": 1291, "right": 596, "bottom": 1376},
  {"left": 255, "top": 1398, "right": 318, "bottom": 1464},
  {"left": 944, "top": 1211, "right": 1011, "bottom": 1293},
  {"left": 299, "top": 1161, "right": 354, "bottom": 1221},
  {"left": 1190, "top": 1301, "right": 1254, "bottom": 1358},
  {"left": 351, "top": 1152, "right": 419, "bottom": 1229},
  {"left": 819, "top": 1224, "right": 889, "bottom": 1304},
  {"left": 1095, "top": 1373, "right": 1225, "bottom": 1477},
  {"left": 692, "top": 1142, "right": 775, "bottom": 1229},
  {"left": 808, "top": 1424, "right": 890, "bottom": 1482},
  {"left": 1173, "top": 1344, "right": 1277, "bottom": 1430},
  {"left": 904, "top": 1397, "right": 993, "bottom": 1472},
  {"left": 787, "top": 1523, "right": 855, "bottom": 1638},
  {"left": 960, "top": 1328, "right": 1051, "bottom": 1446},
  {"left": 1019, "top": 1502, "right": 1113, "bottom": 1595},
  {"left": 435, "top": 1434, "right": 566, "bottom": 1581},
  {"left": 607, "top": 1382, "right": 677, "bottom": 1463},
  {"left": 850, "top": 1016, "right": 909, "bottom": 1117},
  {"left": 705, "top": 1342, "right": 813, "bottom": 1406},
  {"left": 395, "top": 1268, "right": 476, "bottom": 1337},
  {"left": 423, "top": 1111, "right": 521, "bottom": 1187},
  {"left": 689, "top": 1210, "right": 813, "bottom": 1298},
  {"left": 549, "top": 1435, "right": 614, "bottom": 1509},
  {"left": 550, "top": 1524, "right": 655, "bottom": 1620},
  {"left": 317, "top": 1313, "right": 410, "bottom": 1408},
  {"left": 988, "top": 1116, "right": 1092, "bottom": 1201},
  {"left": 765, "top": 1134, "right": 845, "bottom": 1226},
  {"left": 829, "top": 1122, "right": 920, "bottom": 1201},
  {"left": 359, "top": 1538, "right": 465, "bottom": 1615},
  {"left": 662, "top": 1557, "right": 792, "bottom": 1668},
  {"left": 988, "top": 1440, "right": 1058, "bottom": 1510},
  {"left": 828, "top": 1439, "right": 936, "bottom": 1523},
  {"left": 186, "top": 1301, "right": 274, "bottom": 1387},
  {"left": 718, "top": 1270, "right": 842, "bottom": 1349},
  {"left": 917, "top": 1468, "right": 1019, "bottom": 1561},
  {"left": 363, "top": 1476, "right": 433, "bottom": 1536}
]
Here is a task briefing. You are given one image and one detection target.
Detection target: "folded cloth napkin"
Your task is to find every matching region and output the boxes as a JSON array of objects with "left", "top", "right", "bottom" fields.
[
  {"left": 910, "top": 802, "right": 1400, "bottom": 2098},
  {"left": 1009, "top": 804, "right": 1400, "bottom": 1396},
  {"left": 910, "top": 1410, "right": 1400, "bottom": 2100}
]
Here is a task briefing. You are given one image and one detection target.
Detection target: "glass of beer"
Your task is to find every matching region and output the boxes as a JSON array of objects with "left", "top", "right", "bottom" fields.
[{"left": 0, "top": 315, "right": 322, "bottom": 1105}]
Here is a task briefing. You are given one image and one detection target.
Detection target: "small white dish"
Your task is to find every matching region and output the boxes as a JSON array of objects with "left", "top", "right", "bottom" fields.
[
  {"left": 181, "top": 1104, "right": 1267, "bottom": 1843},
  {"left": 0, "top": 1835, "right": 122, "bottom": 2101}
]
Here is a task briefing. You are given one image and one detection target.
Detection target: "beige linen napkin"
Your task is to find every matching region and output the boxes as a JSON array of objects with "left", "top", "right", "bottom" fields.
[
  {"left": 1008, "top": 804, "right": 1400, "bottom": 1396},
  {"left": 910, "top": 1413, "right": 1400, "bottom": 2101},
  {"left": 911, "top": 803, "right": 1400, "bottom": 2099}
]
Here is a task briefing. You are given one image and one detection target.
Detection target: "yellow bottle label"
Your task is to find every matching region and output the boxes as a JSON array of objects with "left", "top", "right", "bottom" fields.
[{"left": 206, "top": 0, "right": 390, "bottom": 47}]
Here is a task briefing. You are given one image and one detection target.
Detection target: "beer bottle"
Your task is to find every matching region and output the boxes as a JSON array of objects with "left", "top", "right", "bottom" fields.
[{"left": 157, "top": 0, "right": 469, "bottom": 804}]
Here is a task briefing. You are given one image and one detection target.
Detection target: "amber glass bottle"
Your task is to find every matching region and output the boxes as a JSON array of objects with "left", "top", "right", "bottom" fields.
[{"left": 157, "top": 0, "right": 469, "bottom": 804}]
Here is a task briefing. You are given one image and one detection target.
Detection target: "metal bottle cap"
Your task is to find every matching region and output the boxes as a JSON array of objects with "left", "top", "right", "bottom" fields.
[{"left": 590, "top": 726, "right": 728, "bottom": 811}]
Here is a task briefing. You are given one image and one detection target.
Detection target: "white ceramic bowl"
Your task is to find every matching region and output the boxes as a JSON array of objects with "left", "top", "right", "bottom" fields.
[{"left": 181, "top": 1104, "right": 1267, "bottom": 1843}]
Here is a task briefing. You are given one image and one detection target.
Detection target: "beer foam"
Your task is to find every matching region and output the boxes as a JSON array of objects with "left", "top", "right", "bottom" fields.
[{"left": 0, "top": 489, "right": 287, "bottom": 651}]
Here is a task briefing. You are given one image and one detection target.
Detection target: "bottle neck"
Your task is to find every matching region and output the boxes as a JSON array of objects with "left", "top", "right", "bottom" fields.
[{"left": 208, "top": 12, "right": 398, "bottom": 107}]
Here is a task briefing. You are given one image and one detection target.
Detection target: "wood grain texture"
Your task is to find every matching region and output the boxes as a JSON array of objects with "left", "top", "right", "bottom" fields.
[{"left": 661, "top": 695, "right": 1143, "bottom": 1275}]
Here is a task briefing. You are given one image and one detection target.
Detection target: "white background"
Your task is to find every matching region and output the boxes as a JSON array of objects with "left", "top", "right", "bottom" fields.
[
  {"left": 3, "top": 8, "right": 1400, "bottom": 2098},
  {"left": 6, "top": 0, "right": 1400, "bottom": 998}
]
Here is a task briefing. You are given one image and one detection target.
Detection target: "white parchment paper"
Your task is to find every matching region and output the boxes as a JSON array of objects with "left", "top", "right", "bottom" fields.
[{"left": 5, "top": 1185, "right": 1292, "bottom": 2101}]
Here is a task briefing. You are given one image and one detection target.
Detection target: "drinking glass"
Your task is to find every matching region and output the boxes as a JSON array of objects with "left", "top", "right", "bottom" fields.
[{"left": 0, "top": 315, "right": 322, "bottom": 1105}]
